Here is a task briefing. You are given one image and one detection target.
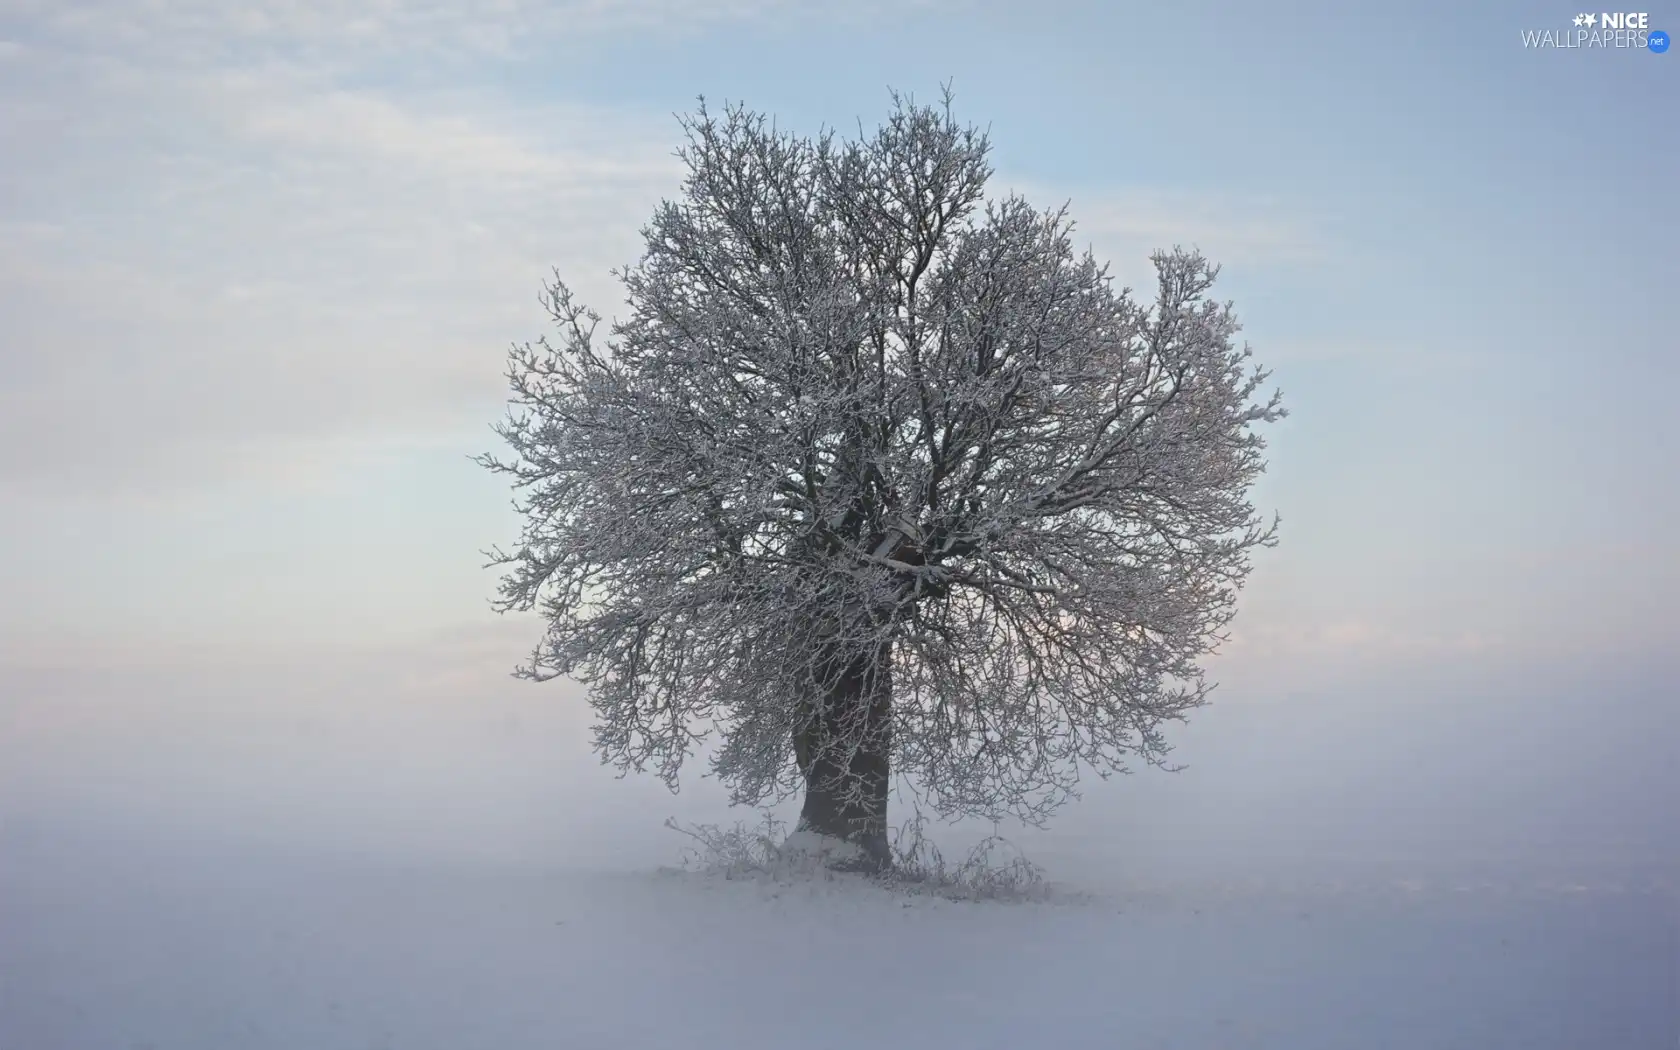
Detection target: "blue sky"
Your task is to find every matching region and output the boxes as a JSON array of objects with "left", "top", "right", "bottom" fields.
[{"left": 1, "top": 1, "right": 1674, "bottom": 870}]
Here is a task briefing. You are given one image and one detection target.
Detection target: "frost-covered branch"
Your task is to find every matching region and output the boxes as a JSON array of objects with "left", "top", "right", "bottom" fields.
[{"left": 480, "top": 90, "right": 1285, "bottom": 841}]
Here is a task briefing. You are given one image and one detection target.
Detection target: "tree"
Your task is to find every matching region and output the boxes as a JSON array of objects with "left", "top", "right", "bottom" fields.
[{"left": 480, "top": 92, "right": 1285, "bottom": 873}]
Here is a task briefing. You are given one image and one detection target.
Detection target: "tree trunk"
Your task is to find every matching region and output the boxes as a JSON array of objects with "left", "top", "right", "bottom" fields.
[{"left": 792, "top": 640, "right": 892, "bottom": 873}]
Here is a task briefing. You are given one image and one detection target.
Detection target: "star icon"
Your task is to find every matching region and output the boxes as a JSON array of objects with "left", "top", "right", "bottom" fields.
[
  {"left": 1584, "top": 12, "right": 1598, "bottom": 26},
  {"left": 1574, "top": 13, "right": 1586, "bottom": 25}
]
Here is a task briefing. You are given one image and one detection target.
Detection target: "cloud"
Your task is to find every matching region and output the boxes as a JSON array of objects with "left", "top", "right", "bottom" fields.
[
  {"left": 1220, "top": 618, "right": 1505, "bottom": 666},
  {"left": 5, "top": 0, "right": 940, "bottom": 71},
  {"left": 1002, "top": 181, "right": 1329, "bottom": 291},
  {"left": 1078, "top": 191, "right": 1326, "bottom": 270},
  {"left": 0, "top": 42, "right": 679, "bottom": 496},
  {"left": 1208, "top": 534, "right": 1680, "bottom": 689}
]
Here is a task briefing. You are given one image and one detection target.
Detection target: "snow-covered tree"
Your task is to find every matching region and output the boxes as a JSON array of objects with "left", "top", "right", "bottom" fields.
[{"left": 480, "top": 92, "right": 1284, "bottom": 872}]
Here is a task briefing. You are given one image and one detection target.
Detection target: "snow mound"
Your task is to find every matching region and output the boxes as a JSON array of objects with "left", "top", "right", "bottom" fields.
[
  {"left": 778, "top": 828, "right": 866, "bottom": 867},
  {"left": 663, "top": 814, "right": 1059, "bottom": 903}
]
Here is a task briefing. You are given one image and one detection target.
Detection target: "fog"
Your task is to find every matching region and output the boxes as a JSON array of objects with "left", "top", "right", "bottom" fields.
[
  {"left": 5, "top": 627, "right": 1676, "bottom": 1049},
  {"left": 5, "top": 627, "right": 1673, "bottom": 891}
]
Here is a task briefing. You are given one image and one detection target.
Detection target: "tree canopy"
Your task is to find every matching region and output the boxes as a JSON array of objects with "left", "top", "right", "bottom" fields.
[{"left": 481, "top": 92, "right": 1284, "bottom": 869}]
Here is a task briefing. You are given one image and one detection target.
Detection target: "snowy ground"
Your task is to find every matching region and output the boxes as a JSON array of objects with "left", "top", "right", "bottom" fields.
[
  {"left": 3, "top": 823, "right": 1675, "bottom": 1050},
  {"left": 3, "top": 651, "right": 1676, "bottom": 1048}
]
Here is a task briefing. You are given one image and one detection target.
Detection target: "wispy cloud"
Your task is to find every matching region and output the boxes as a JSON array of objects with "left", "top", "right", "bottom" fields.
[
  {"left": 4, "top": 0, "right": 943, "bottom": 71},
  {"left": 1221, "top": 619, "right": 1506, "bottom": 666},
  {"left": 0, "top": 19, "right": 685, "bottom": 495},
  {"left": 1076, "top": 190, "right": 1327, "bottom": 270},
  {"left": 1003, "top": 181, "right": 1329, "bottom": 291}
]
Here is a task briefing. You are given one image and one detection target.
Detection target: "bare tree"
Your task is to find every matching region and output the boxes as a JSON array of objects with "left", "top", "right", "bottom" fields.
[{"left": 480, "top": 91, "right": 1285, "bottom": 873}]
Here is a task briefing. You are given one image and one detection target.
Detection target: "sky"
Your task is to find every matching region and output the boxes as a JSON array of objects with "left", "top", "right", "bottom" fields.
[{"left": 1, "top": 0, "right": 1675, "bottom": 881}]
